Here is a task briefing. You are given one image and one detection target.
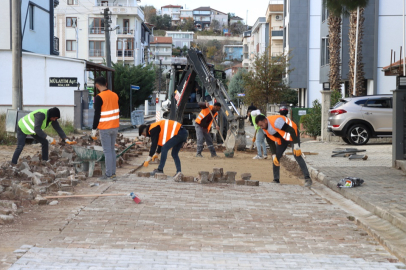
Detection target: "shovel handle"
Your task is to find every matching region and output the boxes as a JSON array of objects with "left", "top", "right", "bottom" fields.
[{"left": 207, "top": 104, "right": 226, "bottom": 142}]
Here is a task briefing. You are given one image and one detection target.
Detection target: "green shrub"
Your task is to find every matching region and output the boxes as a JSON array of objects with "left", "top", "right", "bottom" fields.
[
  {"left": 0, "top": 114, "right": 17, "bottom": 145},
  {"left": 44, "top": 119, "right": 76, "bottom": 137},
  {"left": 300, "top": 100, "right": 321, "bottom": 137},
  {"left": 331, "top": 90, "right": 342, "bottom": 108}
]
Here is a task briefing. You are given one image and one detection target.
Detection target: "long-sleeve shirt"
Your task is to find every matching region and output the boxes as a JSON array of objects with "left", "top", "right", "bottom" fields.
[
  {"left": 92, "top": 95, "right": 103, "bottom": 130},
  {"left": 148, "top": 125, "right": 162, "bottom": 157},
  {"left": 197, "top": 102, "right": 214, "bottom": 129},
  {"left": 34, "top": 112, "right": 66, "bottom": 139}
]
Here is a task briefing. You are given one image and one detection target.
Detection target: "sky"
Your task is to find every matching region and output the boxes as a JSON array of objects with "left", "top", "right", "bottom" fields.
[{"left": 140, "top": 0, "right": 270, "bottom": 26}]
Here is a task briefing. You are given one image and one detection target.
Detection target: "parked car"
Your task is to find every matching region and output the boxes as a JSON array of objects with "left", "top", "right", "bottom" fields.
[{"left": 328, "top": 95, "right": 392, "bottom": 145}]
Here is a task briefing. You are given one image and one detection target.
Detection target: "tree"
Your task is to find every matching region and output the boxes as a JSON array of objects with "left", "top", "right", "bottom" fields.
[
  {"left": 228, "top": 68, "right": 248, "bottom": 103},
  {"left": 210, "top": 19, "right": 220, "bottom": 31},
  {"left": 242, "top": 52, "right": 293, "bottom": 112},
  {"left": 141, "top": 5, "right": 156, "bottom": 23},
  {"left": 230, "top": 22, "right": 245, "bottom": 36},
  {"left": 181, "top": 17, "right": 195, "bottom": 31},
  {"left": 280, "top": 89, "right": 298, "bottom": 106},
  {"left": 172, "top": 46, "right": 182, "bottom": 57},
  {"left": 150, "top": 14, "right": 172, "bottom": 30},
  {"left": 112, "top": 63, "right": 156, "bottom": 117},
  {"left": 161, "top": 14, "right": 172, "bottom": 30}
]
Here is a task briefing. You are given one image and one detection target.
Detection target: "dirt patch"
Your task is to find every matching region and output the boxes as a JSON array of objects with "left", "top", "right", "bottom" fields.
[
  {"left": 0, "top": 145, "right": 40, "bottom": 164},
  {"left": 136, "top": 150, "right": 302, "bottom": 185}
]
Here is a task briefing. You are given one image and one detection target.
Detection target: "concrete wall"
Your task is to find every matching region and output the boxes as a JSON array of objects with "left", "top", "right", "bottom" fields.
[
  {"left": 195, "top": 36, "right": 242, "bottom": 42},
  {"left": 0, "top": 0, "right": 11, "bottom": 50},
  {"left": 0, "top": 51, "right": 86, "bottom": 120}
]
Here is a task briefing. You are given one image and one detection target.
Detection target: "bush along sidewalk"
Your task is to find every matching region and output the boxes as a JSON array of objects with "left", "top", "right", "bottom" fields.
[{"left": 300, "top": 100, "right": 322, "bottom": 138}]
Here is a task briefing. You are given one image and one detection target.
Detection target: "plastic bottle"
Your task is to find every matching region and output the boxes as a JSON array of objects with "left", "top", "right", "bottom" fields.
[{"left": 130, "top": 192, "right": 141, "bottom": 204}]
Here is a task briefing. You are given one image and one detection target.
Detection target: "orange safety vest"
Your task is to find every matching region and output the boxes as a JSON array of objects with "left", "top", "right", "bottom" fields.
[
  {"left": 149, "top": 120, "right": 182, "bottom": 146},
  {"left": 263, "top": 115, "right": 298, "bottom": 145},
  {"left": 97, "top": 90, "right": 120, "bottom": 130},
  {"left": 195, "top": 105, "right": 218, "bottom": 132}
]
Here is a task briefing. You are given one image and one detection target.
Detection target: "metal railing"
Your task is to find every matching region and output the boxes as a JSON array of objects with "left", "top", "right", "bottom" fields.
[
  {"left": 89, "top": 49, "right": 105, "bottom": 57},
  {"left": 117, "top": 50, "right": 134, "bottom": 57},
  {"left": 116, "top": 27, "right": 133, "bottom": 34},
  {"left": 89, "top": 27, "right": 105, "bottom": 34},
  {"left": 53, "top": 36, "right": 59, "bottom": 52},
  {"left": 271, "top": 30, "right": 283, "bottom": 37},
  {"left": 95, "top": 2, "right": 137, "bottom": 7}
]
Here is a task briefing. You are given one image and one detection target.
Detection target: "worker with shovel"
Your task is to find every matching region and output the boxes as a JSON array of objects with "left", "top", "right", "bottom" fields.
[
  {"left": 255, "top": 114, "right": 312, "bottom": 187},
  {"left": 195, "top": 102, "right": 222, "bottom": 158},
  {"left": 11, "top": 107, "right": 76, "bottom": 165},
  {"left": 250, "top": 109, "right": 267, "bottom": 160},
  {"left": 138, "top": 120, "right": 188, "bottom": 181}
]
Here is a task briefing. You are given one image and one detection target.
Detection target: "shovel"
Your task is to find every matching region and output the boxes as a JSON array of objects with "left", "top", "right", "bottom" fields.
[
  {"left": 207, "top": 105, "right": 234, "bottom": 157},
  {"left": 250, "top": 129, "right": 257, "bottom": 150}
]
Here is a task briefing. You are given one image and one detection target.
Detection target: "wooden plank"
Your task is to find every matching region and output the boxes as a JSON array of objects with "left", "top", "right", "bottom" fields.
[
  {"left": 285, "top": 152, "right": 318, "bottom": 155},
  {"left": 44, "top": 193, "right": 128, "bottom": 199}
]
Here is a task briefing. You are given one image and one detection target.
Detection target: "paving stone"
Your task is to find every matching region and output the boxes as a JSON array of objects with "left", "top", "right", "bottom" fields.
[
  {"left": 0, "top": 214, "right": 14, "bottom": 224},
  {"left": 154, "top": 173, "right": 167, "bottom": 180},
  {"left": 245, "top": 180, "right": 259, "bottom": 186},
  {"left": 241, "top": 173, "right": 252, "bottom": 180},
  {"left": 235, "top": 180, "right": 245, "bottom": 185},
  {"left": 198, "top": 171, "right": 209, "bottom": 184}
]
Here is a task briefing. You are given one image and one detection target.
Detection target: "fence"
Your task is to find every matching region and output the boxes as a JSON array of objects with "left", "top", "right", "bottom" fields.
[{"left": 131, "top": 110, "right": 144, "bottom": 126}]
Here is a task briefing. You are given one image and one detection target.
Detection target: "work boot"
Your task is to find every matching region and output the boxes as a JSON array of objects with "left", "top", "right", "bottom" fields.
[
  {"left": 173, "top": 172, "right": 184, "bottom": 182},
  {"left": 151, "top": 168, "right": 163, "bottom": 176},
  {"left": 110, "top": 174, "right": 117, "bottom": 180},
  {"left": 196, "top": 153, "right": 203, "bottom": 157},
  {"left": 304, "top": 177, "right": 312, "bottom": 187},
  {"left": 210, "top": 153, "right": 219, "bottom": 158},
  {"left": 98, "top": 175, "right": 110, "bottom": 181},
  {"left": 253, "top": 155, "right": 263, "bottom": 160},
  {"left": 272, "top": 179, "right": 280, "bottom": 184}
]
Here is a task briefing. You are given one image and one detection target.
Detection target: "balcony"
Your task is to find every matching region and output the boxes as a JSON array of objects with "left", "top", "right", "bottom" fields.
[
  {"left": 93, "top": 1, "right": 144, "bottom": 20},
  {"left": 89, "top": 27, "right": 105, "bottom": 35},
  {"left": 116, "top": 27, "right": 133, "bottom": 35},
  {"left": 89, "top": 49, "right": 105, "bottom": 57},
  {"left": 117, "top": 50, "right": 134, "bottom": 57},
  {"left": 53, "top": 36, "right": 59, "bottom": 53},
  {"left": 271, "top": 30, "right": 283, "bottom": 40}
]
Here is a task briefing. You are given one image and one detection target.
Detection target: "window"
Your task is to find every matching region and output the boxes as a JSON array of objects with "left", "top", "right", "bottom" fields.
[
  {"left": 67, "top": 0, "right": 78, "bottom": 5},
  {"left": 365, "top": 98, "right": 392, "bottom": 108},
  {"left": 66, "top": 40, "right": 77, "bottom": 51},
  {"left": 89, "top": 18, "right": 104, "bottom": 34},
  {"left": 66, "top": 17, "right": 77, "bottom": 27},
  {"left": 322, "top": 7, "right": 329, "bottom": 22},
  {"left": 321, "top": 37, "right": 329, "bottom": 66},
  {"left": 183, "top": 42, "right": 188, "bottom": 47},
  {"left": 89, "top": 41, "right": 105, "bottom": 57},
  {"left": 354, "top": 99, "right": 367, "bottom": 106},
  {"left": 29, "top": 5, "right": 34, "bottom": 30}
]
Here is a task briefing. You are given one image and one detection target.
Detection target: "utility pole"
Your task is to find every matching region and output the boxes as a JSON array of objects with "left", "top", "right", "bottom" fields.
[
  {"left": 12, "top": 0, "right": 23, "bottom": 110},
  {"left": 159, "top": 59, "right": 162, "bottom": 94},
  {"left": 103, "top": 8, "right": 113, "bottom": 90},
  {"left": 73, "top": 20, "right": 79, "bottom": 58}
]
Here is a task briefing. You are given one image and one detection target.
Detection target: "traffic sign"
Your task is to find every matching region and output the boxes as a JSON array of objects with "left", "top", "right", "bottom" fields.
[
  {"left": 237, "top": 93, "right": 245, "bottom": 97},
  {"left": 131, "top": 85, "right": 140, "bottom": 90}
]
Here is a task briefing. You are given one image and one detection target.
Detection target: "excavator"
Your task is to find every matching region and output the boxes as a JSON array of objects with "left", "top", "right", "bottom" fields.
[{"left": 160, "top": 48, "right": 246, "bottom": 153}]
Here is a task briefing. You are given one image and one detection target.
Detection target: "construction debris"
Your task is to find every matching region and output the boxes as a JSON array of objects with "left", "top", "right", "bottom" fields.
[{"left": 331, "top": 148, "right": 367, "bottom": 160}]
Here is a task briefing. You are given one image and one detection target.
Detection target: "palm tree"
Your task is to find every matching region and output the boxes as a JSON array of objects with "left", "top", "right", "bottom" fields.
[{"left": 323, "top": 0, "right": 344, "bottom": 93}]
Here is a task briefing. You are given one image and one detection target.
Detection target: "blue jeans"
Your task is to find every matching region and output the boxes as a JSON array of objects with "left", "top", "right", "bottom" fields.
[
  {"left": 158, "top": 128, "right": 188, "bottom": 173},
  {"left": 12, "top": 126, "right": 49, "bottom": 164},
  {"left": 100, "top": 128, "right": 118, "bottom": 177},
  {"left": 256, "top": 128, "right": 267, "bottom": 157}
]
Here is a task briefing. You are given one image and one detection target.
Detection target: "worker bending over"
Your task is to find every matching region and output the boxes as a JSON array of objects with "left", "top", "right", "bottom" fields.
[
  {"left": 12, "top": 107, "right": 76, "bottom": 165},
  {"left": 255, "top": 114, "right": 312, "bottom": 187},
  {"left": 195, "top": 102, "right": 221, "bottom": 158},
  {"left": 92, "top": 76, "right": 120, "bottom": 180},
  {"left": 139, "top": 120, "right": 188, "bottom": 180}
]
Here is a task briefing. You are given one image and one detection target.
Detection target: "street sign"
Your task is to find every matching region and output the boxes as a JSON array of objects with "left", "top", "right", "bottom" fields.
[
  {"left": 131, "top": 85, "right": 140, "bottom": 90},
  {"left": 237, "top": 93, "right": 245, "bottom": 97}
]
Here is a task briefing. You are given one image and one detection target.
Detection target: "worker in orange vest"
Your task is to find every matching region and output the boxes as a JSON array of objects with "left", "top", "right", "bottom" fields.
[
  {"left": 195, "top": 102, "right": 222, "bottom": 158},
  {"left": 91, "top": 77, "right": 120, "bottom": 180},
  {"left": 255, "top": 114, "right": 312, "bottom": 187},
  {"left": 139, "top": 119, "right": 188, "bottom": 181}
]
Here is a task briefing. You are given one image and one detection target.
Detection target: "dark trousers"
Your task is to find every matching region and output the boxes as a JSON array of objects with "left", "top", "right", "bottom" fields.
[
  {"left": 266, "top": 137, "right": 310, "bottom": 181},
  {"left": 158, "top": 128, "right": 188, "bottom": 173},
  {"left": 12, "top": 126, "right": 49, "bottom": 164}
]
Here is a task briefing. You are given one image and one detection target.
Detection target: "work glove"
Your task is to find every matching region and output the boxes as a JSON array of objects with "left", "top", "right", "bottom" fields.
[
  {"left": 293, "top": 144, "right": 302, "bottom": 157},
  {"left": 46, "top": 136, "right": 56, "bottom": 145},
  {"left": 91, "top": 129, "right": 98, "bottom": 140},
  {"left": 65, "top": 138, "right": 77, "bottom": 145},
  {"left": 252, "top": 137, "right": 256, "bottom": 143},
  {"left": 143, "top": 156, "right": 152, "bottom": 167},
  {"left": 152, "top": 153, "right": 159, "bottom": 161},
  {"left": 272, "top": 154, "right": 280, "bottom": 167}
]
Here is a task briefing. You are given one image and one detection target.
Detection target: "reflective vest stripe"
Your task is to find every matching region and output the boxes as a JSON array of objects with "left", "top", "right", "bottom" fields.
[
  {"left": 197, "top": 113, "right": 205, "bottom": 120},
  {"left": 27, "top": 115, "right": 35, "bottom": 127},
  {"left": 171, "top": 121, "right": 179, "bottom": 138},
  {"left": 283, "top": 132, "right": 291, "bottom": 141},
  {"left": 162, "top": 120, "right": 169, "bottom": 145},
  {"left": 101, "top": 109, "right": 120, "bottom": 116},
  {"left": 99, "top": 115, "right": 120, "bottom": 122},
  {"left": 22, "top": 118, "right": 35, "bottom": 134}
]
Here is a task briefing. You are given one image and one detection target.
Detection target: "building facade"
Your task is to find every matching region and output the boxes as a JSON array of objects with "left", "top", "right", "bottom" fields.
[
  {"left": 166, "top": 31, "right": 194, "bottom": 48},
  {"left": 223, "top": 45, "right": 243, "bottom": 61},
  {"left": 180, "top": 9, "right": 193, "bottom": 21},
  {"left": 250, "top": 17, "right": 269, "bottom": 65},
  {"left": 55, "top": 0, "right": 147, "bottom": 66},
  {"left": 230, "top": 16, "right": 244, "bottom": 25},
  {"left": 193, "top": 6, "right": 228, "bottom": 30},
  {"left": 266, "top": 1, "right": 284, "bottom": 59},
  {"left": 161, "top": 5, "right": 182, "bottom": 25},
  {"left": 150, "top": 36, "right": 173, "bottom": 72},
  {"left": 242, "top": 30, "right": 252, "bottom": 69}
]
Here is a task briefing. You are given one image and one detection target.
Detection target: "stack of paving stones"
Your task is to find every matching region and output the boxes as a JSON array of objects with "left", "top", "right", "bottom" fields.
[
  {"left": 0, "top": 133, "right": 142, "bottom": 223},
  {"left": 135, "top": 168, "right": 259, "bottom": 187}
]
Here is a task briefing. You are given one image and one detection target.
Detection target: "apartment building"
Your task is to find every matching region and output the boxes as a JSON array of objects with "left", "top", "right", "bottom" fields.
[
  {"left": 150, "top": 37, "right": 173, "bottom": 73},
  {"left": 223, "top": 45, "right": 243, "bottom": 61},
  {"left": 161, "top": 5, "right": 182, "bottom": 25},
  {"left": 242, "top": 31, "right": 252, "bottom": 69},
  {"left": 193, "top": 6, "right": 228, "bottom": 30},
  {"left": 180, "top": 9, "right": 193, "bottom": 21},
  {"left": 266, "top": 1, "right": 284, "bottom": 58},
  {"left": 166, "top": 31, "right": 194, "bottom": 48},
  {"left": 251, "top": 17, "right": 269, "bottom": 58},
  {"left": 55, "top": 0, "right": 148, "bottom": 66}
]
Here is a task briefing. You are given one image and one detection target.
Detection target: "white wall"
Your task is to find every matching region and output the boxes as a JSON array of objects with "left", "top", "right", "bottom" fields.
[
  {"left": 376, "top": 0, "right": 404, "bottom": 94},
  {"left": 21, "top": 0, "right": 51, "bottom": 55},
  {"left": 308, "top": 0, "right": 323, "bottom": 107},
  {"left": 0, "top": 51, "right": 86, "bottom": 120},
  {"left": 0, "top": 0, "right": 11, "bottom": 50}
]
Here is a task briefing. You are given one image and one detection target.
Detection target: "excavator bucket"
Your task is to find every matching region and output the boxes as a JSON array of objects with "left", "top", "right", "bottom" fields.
[{"left": 224, "top": 129, "right": 235, "bottom": 158}]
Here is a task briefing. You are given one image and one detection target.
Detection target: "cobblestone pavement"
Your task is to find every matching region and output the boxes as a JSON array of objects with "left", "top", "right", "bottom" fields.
[
  {"left": 9, "top": 247, "right": 406, "bottom": 270},
  {"left": 6, "top": 176, "right": 405, "bottom": 269}
]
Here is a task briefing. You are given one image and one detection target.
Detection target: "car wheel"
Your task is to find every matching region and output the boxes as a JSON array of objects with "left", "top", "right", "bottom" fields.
[
  {"left": 347, "top": 124, "right": 370, "bottom": 145},
  {"left": 342, "top": 137, "right": 351, "bottom": 144}
]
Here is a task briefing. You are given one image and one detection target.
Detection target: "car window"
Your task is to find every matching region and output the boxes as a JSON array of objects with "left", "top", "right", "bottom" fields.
[
  {"left": 332, "top": 100, "right": 348, "bottom": 109},
  {"left": 365, "top": 98, "right": 391, "bottom": 108},
  {"left": 354, "top": 99, "right": 367, "bottom": 106}
]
